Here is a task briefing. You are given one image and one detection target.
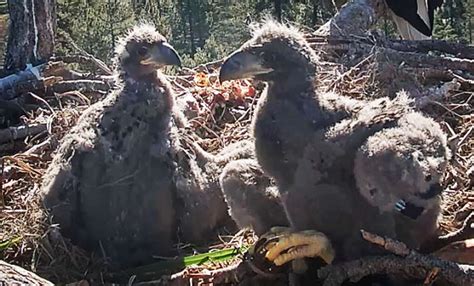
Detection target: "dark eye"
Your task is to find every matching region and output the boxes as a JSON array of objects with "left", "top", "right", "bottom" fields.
[
  {"left": 138, "top": 46, "right": 148, "bottom": 57},
  {"left": 369, "top": 188, "right": 377, "bottom": 196}
]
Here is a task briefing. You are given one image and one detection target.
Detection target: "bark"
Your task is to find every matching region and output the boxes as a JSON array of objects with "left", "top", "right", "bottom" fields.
[
  {"left": 0, "top": 64, "right": 46, "bottom": 99},
  {"left": 0, "top": 61, "right": 113, "bottom": 100},
  {"left": 316, "top": 231, "right": 474, "bottom": 286},
  {"left": 274, "top": 0, "right": 282, "bottom": 22},
  {"left": 306, "top": 36, "right": 474, "bottom": 60},
  {"left": 4, "top": 0, "right": 56, "bottom": 73},
  {"left": 186, "top": 0, "right": 196, "bottom": 54},
  {"left": 51, "top": 79, "right": 111, "bottom": 94},
  {"left": 0, "top": 260, "right": 54, "bottom": 285},
  {"left": 318, "top": 255, "right": 474, "bottom": 286},
  {"left": 0, "top": 123, "right": 47, "bottom": 144},
  {"left": 434, "top": 239, "right": 474, "bottom": 265}
]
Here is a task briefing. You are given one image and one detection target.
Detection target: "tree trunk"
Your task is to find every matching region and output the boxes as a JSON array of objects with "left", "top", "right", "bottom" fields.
[
  {"left": 107, "top": 0, "right": 116, "bottom": 52},
  {"left": 274, "top": 0, "right": 282, "bottom": 22},
  {"left": 4, "top": 0, "right": 56, "bottom": 73},
  {"left": 185, "top": 0, "right": 196, "bottom": 55}
]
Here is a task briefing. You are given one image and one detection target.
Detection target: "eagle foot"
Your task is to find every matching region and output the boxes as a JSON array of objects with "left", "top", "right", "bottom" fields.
[{"left": 246, "top": 227, "right": 335, "bottom": 275}]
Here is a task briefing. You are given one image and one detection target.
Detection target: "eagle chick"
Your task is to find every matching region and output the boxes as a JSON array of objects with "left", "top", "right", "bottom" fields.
[
  {"left": 41, "top": 24, "right": 230, "bottom": 268},
  {"left": 354, "top": 110, "right": 450, "bottom": 248},
  {"left": 219, "top": 20, "right": 449, "bottom": 265}
]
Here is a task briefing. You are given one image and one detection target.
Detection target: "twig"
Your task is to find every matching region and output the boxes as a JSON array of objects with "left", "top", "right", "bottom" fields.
[
  {"left": 55, "top": 90, "right": 91, "bottom": 106},
  {"left": 133, "top": 262, "right": 249, "bottom": 286},
  {"left": 62, "top": 34, "right": 113, "bottom": 75},
  {"left": 24, "top": 137, "right": 54, "bottom": 155},
  {"left": 415, "top": 79, "right": 462, "bottom": 108},
  {"left": 27, "top": 92, "right": 56, "bottom": 115},
  {"left": 50, "top": 55, "right": 113, "bottom": 75}
]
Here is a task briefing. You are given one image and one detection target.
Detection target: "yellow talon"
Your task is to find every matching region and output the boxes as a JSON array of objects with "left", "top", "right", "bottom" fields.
[{"left": 264, "top": 230, "right": 335, "bottom": 265}]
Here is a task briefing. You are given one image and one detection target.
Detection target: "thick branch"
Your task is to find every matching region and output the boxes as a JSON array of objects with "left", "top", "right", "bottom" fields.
[
  {"left": 307, "top": 36, "right": 474, "bottom": 60},
  {"left": 0, "top": 260, "right": 54, "bottom": 285},
  {"left": 51, "top": 79, "right": 111, "bottom": 94},
  {"left": 421, "top": 212, "right": 474, "bottom": 253},
  {"left": 318, "top": 255, "right": 473, "bottom": 286},
  {"left": 379, "top": 49, "right": 474, "bottom": 73},
  {"left": 317, "top": 230, "right": 474, "bottom": 286},
  {"left": 0, "top": 123, "right": 48, "bottom": 144},
  {"left": 387, "top": 40, "right": 474, "bottom": 60},
  {"left": 318, "top": 230, "right": 474, "bottom": 286},
  {"left": 0, "top": 65, "right": 46, "bottom": 99}
]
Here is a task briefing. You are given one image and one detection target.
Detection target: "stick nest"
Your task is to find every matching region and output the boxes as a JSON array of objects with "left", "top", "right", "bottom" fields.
[{"left": 0, "top": 35, "right": 472, "bottom": 284}]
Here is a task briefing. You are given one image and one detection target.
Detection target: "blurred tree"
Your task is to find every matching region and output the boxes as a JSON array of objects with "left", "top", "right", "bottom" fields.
[
  {"left": 50, "top": 0, "right": 472, "bottom": 69},
  {"left": 56, "top": 0, "right": 134, "bottom": 64},
  {"left": 433, "top": 0, "right": 468, "bottom": 41}
]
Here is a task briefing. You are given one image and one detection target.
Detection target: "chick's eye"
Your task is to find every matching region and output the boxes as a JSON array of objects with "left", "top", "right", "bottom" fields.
[
  {"left": 138, "top": 46, "right": 148, "bottom": 57},
  {"left": 369, "top": 188, "right": 377, "bottom": 196}
]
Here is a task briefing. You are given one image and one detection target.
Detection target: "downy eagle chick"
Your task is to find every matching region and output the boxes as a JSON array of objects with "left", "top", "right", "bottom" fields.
[
  {"left": 354, "top": 111, "right": 450, "bottom": 249},
  {"left": 219, "top": 20, "right": 449, "bottom": 266},
  {"left": 41, "top": 24, "right": 231, "bottom": 268}
]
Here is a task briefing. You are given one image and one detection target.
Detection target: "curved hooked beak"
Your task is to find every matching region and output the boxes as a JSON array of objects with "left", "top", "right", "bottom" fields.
[
  {"left": 219, "top": 50, "right": 273, "bottom": 83},
  {"left": 141, "top": 42, "right": 182, "bottom": 68}
]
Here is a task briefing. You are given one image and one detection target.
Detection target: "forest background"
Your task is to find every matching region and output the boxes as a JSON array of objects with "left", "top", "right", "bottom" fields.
[{"left": 0, "top": 0, "right": 471, "bottom": 70}]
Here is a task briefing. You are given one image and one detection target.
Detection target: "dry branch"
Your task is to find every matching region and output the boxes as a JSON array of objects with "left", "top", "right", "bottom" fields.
[
  {"left": 58, "top": 32, "right": 113, "bottom": 75},
  {"left": 380, "top": 49, "right": 474, "bottom": 73},
  {"left": 307, "top": 36, "right": 474, "bottom": 60},
  {"left": 0, "top": 123, "right": 48, "bottom": 144},
  {"left": 51, "top": 55, "right": 114, "bottom": 75},
  {"left": 422, "top": 212, "right": 474, "bottom": 253},
  {"left": 0, "top": 58, "right": 114, "bottom": 102},
  {"left": 51, "top": 79, "right": 111, "bottom": 94},
  {"left": 0, "top": 260, "right": 54, "bottom": 285},
  {"left": 0, "top": 64, "right": 45, "bottom": 100},
  {"left": 317, "top": 230, "right": 474, "bottom": 286},
  {"left": 386, "top": 40, "right": 474, "bottom": 59},
  {"left": 309, "top": 38, "right": 474, "bottom": 73}
]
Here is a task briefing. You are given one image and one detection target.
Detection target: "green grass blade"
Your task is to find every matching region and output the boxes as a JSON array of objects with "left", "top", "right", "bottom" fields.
[
  {"left": 183, "top": 245, "right": 249, "bottom": 266},
  {"left": 0, "top": 237, "right": 22, "bottom": 251},
  {"left": 108, "top": 245, "right": 250, "bottom": 283}
]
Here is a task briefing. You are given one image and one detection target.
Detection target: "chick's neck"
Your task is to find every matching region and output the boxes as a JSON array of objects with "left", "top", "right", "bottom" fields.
[
  {"left": 265, "top": 67, "right": 315, "bottom": 97},
  {"left": 121, "top": 70, "right": 175, "bottom": 124}
]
